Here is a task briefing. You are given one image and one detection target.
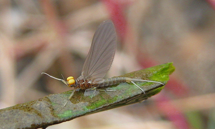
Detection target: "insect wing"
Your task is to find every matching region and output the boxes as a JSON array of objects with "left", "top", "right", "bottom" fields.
[{"left": 81, "top": 20, "right": 117, "bottom": 82}]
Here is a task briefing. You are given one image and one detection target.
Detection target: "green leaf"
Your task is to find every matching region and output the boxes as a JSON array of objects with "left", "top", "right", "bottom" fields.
[{"left": 0, "top": 62, "right": 175, "bottom": 129}]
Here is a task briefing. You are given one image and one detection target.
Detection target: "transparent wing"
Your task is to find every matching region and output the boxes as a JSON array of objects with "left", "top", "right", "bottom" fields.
[{"left": 80, "top": 20, "right": 117, "bottom": 82}]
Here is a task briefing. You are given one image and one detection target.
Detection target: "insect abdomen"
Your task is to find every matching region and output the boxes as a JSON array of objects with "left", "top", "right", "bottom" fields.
[{"left": 96, "top": 77, "right": 129, "bottom": 87}]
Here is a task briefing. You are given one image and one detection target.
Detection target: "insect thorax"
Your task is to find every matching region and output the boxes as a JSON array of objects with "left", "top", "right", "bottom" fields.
[{"left": 75, "top": 79, "right": 94, "bottom": 90}]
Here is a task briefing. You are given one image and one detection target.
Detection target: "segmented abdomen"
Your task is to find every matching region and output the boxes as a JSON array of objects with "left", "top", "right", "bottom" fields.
[
  {"left": 76, "top": 77, "right": 130, "bottom": 89},
  {"left": 95, "top": 77, "right": 130, "bottom": 87}
]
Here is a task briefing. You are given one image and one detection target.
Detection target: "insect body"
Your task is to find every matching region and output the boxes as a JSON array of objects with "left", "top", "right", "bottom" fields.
[
  {"left": 42, "top": 20, "right": 163, "bottom": 101},
  {"left": 70, "top": 77, "right": 138, "bottom": 90}
]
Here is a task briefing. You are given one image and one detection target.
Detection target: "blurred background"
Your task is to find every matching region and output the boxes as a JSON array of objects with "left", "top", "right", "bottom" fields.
[{"left": 0, "top": 0, "right": 215, "bottom": 129}]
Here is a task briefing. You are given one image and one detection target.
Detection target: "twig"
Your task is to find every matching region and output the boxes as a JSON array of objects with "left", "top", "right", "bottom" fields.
[{"left": 0, "top": 63, "right": 174, "bottom": 129}]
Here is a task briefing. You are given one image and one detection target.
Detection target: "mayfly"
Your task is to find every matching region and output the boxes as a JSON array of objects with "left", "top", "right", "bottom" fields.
[{"left": 42, "top": 20, "right": 163, "bottom": 102}]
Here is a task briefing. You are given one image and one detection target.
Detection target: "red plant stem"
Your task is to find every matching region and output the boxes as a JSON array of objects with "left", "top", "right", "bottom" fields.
[
  {"left": 207, "top": 0, "right": 215, "bottom": 10},
  {"left": 102, "top": 0, "right": 128, "bottom": 41}
]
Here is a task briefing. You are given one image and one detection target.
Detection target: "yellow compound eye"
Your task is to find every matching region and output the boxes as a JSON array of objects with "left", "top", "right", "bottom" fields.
[{"left": 67, "top": 76, "right": 75, "bottom": 86}]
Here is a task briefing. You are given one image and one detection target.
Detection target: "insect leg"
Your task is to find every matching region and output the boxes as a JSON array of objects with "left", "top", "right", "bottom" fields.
[
  {"left": 99, "top": 88, "right": 115, "bottom": 92},
  {"left": 68, "top": 90, "right": 76, "bottom": 100},
  {"left": 105, "top": 88, "right": 116, "bottom": 92},
  {"left": 63, "top": 90, "right": 76, "bottom": 107},
  {"left": 130, "top": 81, "right": 145, "bottom": 94},
  {"left": 84, "top": 87, "right": 98, "bottom": 97},
  {"left": 92, "top": 87, "right": 97, "bottom": 95},
  {"left": 126, "top": 78, "right": 164, "bottom": 94}
]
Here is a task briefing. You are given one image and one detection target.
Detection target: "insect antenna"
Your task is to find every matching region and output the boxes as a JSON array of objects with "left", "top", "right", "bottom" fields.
[
  {"left": 61, "top": 74, "right": 66, "bottom": 81},
  {"left": 41, "top": 72, "right": 67, "bottom": 86}
]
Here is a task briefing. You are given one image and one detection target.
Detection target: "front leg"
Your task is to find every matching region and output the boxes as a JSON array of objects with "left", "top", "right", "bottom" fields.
[{"left": 84, "top": 87, "right": 98, "bottom": 98}]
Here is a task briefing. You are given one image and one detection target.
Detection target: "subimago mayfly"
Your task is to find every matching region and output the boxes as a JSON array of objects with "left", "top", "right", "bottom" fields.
[{"left": 42, "top": 20, "right": 163, "bottom": 104}]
